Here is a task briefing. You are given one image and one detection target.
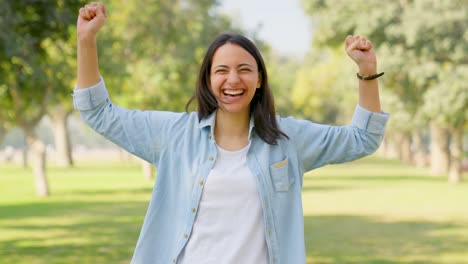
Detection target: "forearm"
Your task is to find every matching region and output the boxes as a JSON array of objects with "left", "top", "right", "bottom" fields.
[
  {"left": 357, "top": 62, "right": 381, "bottom": 113},
  {"left": 77, "top": 36, "right": 101, "bottom": 89},
  {"left": 358, "top": 78, "right": 381, "bottom": 113}
]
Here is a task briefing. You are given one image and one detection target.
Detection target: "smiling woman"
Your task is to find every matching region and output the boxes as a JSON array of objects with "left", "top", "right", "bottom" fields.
[
  {"left": 204, "top": 44, "right": 260, "bottom": 120},
  {"left": 186, "top": 34, "right": 287, "bottom": 150},
  {"left": 73, "top": 2, "right": 389, "bottom": 264}
]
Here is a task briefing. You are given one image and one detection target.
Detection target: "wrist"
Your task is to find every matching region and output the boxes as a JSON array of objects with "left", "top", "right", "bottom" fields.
[
  {"left": 77, "top": 33, "right": 97, "bottom": 44},
  {"left": 358, "top": 62, "right": 377, "bottom": 76}
]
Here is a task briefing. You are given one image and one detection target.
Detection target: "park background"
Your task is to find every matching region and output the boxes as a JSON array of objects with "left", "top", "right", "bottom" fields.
[{"left": 0, "top": 0, "right": 467, "bottom": 263}]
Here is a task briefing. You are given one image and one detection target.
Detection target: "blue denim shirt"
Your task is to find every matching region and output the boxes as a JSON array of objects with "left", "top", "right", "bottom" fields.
[{"left": 73, "top": 78, "right": 389, "bottom": 264}]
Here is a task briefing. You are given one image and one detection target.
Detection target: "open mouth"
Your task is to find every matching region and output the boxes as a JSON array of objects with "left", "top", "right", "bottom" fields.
[{"left": 223, "top": 89, "right": 245, "bottom": 97}]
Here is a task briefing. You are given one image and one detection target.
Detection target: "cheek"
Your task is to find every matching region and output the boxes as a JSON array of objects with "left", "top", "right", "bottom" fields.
[
  {"left": 242, "top": 75, "right": 258, "bottom": 88},
  {"left": 209, "top": 77, "right": 217, "bottom": 94},
  {"left": 210, "top": 76, "right": 223, "bottom": 91}
]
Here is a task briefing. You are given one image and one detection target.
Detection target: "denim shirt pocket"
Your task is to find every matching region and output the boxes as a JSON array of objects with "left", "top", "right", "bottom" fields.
[{"left": 269, "top": 158, "right": 292, "bottom": 192}]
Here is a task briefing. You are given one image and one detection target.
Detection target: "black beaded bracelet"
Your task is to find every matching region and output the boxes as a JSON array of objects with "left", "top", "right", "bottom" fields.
[{"left": 357, "top": 72, "right": 384, "bottom": 80}]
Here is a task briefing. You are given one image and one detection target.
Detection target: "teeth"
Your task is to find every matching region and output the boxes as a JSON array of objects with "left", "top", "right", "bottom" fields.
[{"left": 224, "top": 90, "right": 243, "bottom": 95}]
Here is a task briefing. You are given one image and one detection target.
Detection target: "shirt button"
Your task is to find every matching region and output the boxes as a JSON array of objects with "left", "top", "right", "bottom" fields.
[
  {"left": 199, "top": 180, "right": 204, "bottom": 186},
  {"left": 192, "top": 208, "right": 196, "bottom": 213},
  {"left": 173, "top": 259, "right": 176, "bottom": 263},
  {"left": 209, "top": 156, "right": 214, "bottom": 161},
  {"left": 209, "top": 135, "right": 212, "bottom": 139},
  {"left": 184, "top": 234, "right": 188, "bottom": 238}
]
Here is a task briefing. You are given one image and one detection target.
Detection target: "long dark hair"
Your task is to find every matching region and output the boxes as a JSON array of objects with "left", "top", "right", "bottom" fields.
[{"left": 186, "top": 33, "right": 288, "bottom": 144}]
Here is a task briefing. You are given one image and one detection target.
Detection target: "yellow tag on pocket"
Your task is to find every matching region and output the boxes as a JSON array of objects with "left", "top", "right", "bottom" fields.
[{"left": 273, "top": 159, "right": 288, "bottom": 168}]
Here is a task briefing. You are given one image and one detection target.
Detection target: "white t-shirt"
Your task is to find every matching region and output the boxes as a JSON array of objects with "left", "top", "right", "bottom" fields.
[{"left": 178, "top": 143, "right": 268, "bottom": 264}]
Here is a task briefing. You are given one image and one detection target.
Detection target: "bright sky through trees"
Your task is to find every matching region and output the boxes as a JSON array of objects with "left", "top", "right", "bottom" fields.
[{"left": 219, "top": 0, "right": 312, "bottom": 56}]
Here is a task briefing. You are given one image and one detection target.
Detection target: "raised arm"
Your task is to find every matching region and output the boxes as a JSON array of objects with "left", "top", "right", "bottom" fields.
[
  {"left": 345, "top": 35, "right": 382, "bottom": 113},
  {"left": 76, "top": 2, "right": 107, "bottom": 88},
  {"left": 73, "top": 3, "right": 186, "bottom": 164},
  {"left": 281, "top": 36, "right": 389, "bottom": 173}
]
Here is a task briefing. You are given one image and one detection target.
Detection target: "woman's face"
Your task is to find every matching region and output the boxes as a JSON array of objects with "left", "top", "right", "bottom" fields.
[{"left": 210, "top": 43, "right": 261, "bottom": 115}]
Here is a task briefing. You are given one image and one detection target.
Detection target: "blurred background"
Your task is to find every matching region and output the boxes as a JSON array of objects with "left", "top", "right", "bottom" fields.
[{"left": 0, "top": 0, "right": 467, "bottom": 263}]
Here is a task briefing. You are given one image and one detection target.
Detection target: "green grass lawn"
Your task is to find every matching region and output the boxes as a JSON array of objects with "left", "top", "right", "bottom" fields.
[{"left": 0, "top": 157, "right": 467, "bottom": 264}]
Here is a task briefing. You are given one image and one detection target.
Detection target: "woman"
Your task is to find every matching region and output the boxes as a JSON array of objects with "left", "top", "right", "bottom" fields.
[{"left": 74, "top": 3, "right": 389, "bottom": 264}]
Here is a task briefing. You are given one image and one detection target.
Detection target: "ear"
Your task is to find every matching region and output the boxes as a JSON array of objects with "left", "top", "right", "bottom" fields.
[{"left": 256, "top": 72, "right": 262, "bottom": 89}]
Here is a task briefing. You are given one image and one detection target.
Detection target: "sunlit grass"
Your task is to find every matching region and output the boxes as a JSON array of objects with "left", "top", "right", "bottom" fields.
[
  {"left": 0, "top": 161, "right": 152, "bottom": 264},
  {"left": 303, "top": 157, "right": 468, "bottom": 264},
  {"left": 1, "top": 157, "right": 467, "bottom": 263}
]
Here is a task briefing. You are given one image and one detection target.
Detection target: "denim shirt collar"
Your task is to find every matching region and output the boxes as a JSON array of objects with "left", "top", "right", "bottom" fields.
[{"left": 198, "top": 110, "right": 256, "bottom": 139}]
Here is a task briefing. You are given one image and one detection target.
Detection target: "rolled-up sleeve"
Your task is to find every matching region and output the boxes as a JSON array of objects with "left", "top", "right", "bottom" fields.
[
  {"left": 73, "top": 78, "right": 109, "bottom": 111},
  {"left": 280, "top": 104, "right": 389, "bottom": 172},
  {"left": 72, "top": 77, "right": 185, "bottom": 164},
  {"left": 351, "top": 104, "right": 389, "bottom": 134}
]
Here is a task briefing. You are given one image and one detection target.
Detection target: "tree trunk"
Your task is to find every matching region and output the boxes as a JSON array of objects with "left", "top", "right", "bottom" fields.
[
  {"left": 376, "top": 136, "right": 387, "bottom": 156},
  {"left": 25, "top": 128, "right": 49, "bottom": 197},
  {"left": 0, "top": 126, "right": 5, "bottom": 145},
  {"left": 396, "top": 132, "right": 412, "bottom": 164},
  {"left": 430, "top": 123, "right": 450, "bottom": 176},
  {"left": 412, "top": 129, "right": 427, "bottom": 168},
  {"left": 448, "top": 125, "right": 463, "bottom": 184},
  {"left": 142, "top": 159, "right": 154, "bottom": 181},
  {"left": 50, "top": 107, "right": 74, "bottom": 167},
  {"left": 22, "top": 134, "right": 29, "bottom": 168},
  {"left": 382, "top": 136, "right": 399, "bottom": 159}
]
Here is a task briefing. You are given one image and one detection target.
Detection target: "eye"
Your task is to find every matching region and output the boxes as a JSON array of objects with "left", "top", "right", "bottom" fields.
[
  {"left": 239, "top": 68, "right": 251, "bottom": 72},
  {"left": 214, "top": 69, "right": 228, "bottom": 74}
]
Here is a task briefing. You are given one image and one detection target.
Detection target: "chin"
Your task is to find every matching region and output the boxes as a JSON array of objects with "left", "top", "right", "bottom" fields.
[{"left": 218, "top": 104, "right": 250, "bottom": 114}]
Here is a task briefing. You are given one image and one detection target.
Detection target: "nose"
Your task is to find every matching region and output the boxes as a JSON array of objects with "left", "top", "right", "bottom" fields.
[{"left": 227, "top": 70, "right": 240, "bottom": 84}]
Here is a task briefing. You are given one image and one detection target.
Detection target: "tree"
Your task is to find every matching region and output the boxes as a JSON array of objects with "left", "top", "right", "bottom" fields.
[
  {"left": 301, "top": 0, "right": 418, "bottom": 162},
  {"left": 301, "top": 0, "right": 468, "bottom": 182},
  {"left": 43, "top": 33, "right": 77, "bottom": 167},
  {"left": 423, "top": 66, "right": 468, "bottom": 183},
  {"left": 290, "top": 47, "right": 357, "bottom": 125},
  {"left": 0, "top": 0, "right": 84, "bottom": 196},
  {"left": 261, "top": 48, "right": 301, "bottom": 118}
]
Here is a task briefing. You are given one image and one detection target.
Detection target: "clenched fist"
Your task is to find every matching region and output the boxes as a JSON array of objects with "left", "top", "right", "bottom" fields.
[
  {"left": 77, "top": 2, "right": 107, "bottom": 40},
  {"left": 345, "top": 35, "right": 377, "bottom": 76}
]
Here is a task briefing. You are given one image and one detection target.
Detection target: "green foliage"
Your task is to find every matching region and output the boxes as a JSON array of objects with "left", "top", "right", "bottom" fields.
[
  {"left": 422, "top": 65, "right": 468, "bottom": 128},
  {"left": 380, "top": 89, "right": 414, "bottom": 133},
  {"left": 99, "top": 0, "right": 237, "bottom": 112},
  {"left": 290, "top": 46, "right": 357, "bottom": 124},
  {"left": 0, "top": 0, "right": 245, "bottom": 130},
  {"left": 262, "top": 51, "right": 301, "bottom": 117},
  {"left": 0, "top": 0, "right": 85, "bottom": 127},
  {"left": 291, "top": 49, "right": 341, "bottom": 123},
  {"left": 301, "top": 0, "right": 468, "bottom": 131},
  {"left": 302, "top": 0, "right": 401, "bottom": 47}
]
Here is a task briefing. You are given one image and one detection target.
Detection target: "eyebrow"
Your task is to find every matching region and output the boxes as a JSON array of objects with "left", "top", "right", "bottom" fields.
[{"left": 212, "top": 63, "right": 255, "bottom": 69}]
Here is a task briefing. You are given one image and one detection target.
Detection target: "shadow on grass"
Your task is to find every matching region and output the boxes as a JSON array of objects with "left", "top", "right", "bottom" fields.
[
  {"left": 304, "top": 214, "right": 468, "bottom": 264},
  {"left": 304, "top": 175, "right": 446, "bottom": 182},
  {"left": 54, "top": 186, "right": 154, "bottom": 196},
  {"left": 0, "top": 200, "right": 148, "bottom": 264},
  {"left": 301, "top": 185, "right": 353, "bottom": 192},
  {"left": 301, "top": 174, "right": 448, "bottom": 192},
  {"left": 0, "top": 186, "right": 152, "bottom": 219}
]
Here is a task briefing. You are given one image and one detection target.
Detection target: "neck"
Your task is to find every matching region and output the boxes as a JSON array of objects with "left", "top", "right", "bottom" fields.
[{"left": 214, "top": 109, "right": 251, "bottom": 150}]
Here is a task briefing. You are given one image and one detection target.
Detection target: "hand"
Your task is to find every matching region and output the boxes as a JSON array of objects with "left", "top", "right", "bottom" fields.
[
  {"left": 345, "top": 35, "right": 377, "bottom": 76},
  {"left": 77, "top": 2, "right": 107, "bottom": 40}
]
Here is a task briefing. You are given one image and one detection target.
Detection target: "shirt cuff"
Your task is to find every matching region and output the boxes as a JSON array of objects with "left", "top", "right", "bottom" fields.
[
  {"left": 72, "top": 77, "right": 109, "bottom": 111},
  {"left": 351, "top": 104, "right": 389, "bottom": 134}
]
